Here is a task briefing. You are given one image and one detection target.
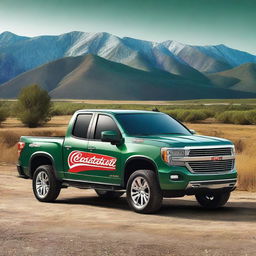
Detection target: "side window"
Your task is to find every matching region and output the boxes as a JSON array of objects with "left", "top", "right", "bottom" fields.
[
  {"left": 94, "top": 115, "right": 120, "bottom": 140},
  {"left": 72, "top": 114, "right": 92, "bottom": 139}
]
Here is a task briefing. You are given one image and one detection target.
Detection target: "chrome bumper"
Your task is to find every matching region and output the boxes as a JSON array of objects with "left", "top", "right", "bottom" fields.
[{"left": 186, "top": 178, "right": 237, "bottom": 190}]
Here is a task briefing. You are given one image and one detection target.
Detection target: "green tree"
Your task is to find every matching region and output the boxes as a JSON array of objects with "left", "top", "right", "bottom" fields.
[{"left": 17, "top": 85, "right": 52, "bottom": 128}]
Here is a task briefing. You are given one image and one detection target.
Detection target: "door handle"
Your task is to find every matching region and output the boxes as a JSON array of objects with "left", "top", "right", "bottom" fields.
[
  {"left": 64, "top": 145, "right": 72, "bottom": 150},
  {"left": 88, "top": 146, "right": 96, "bottom": 150}
]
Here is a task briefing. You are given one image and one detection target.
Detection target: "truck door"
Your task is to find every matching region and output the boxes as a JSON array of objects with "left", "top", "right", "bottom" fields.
[
  {"left": 63, "top": 113, "right": 93, "bottom": 181},
  {"left": 86, "top": 114, "right": 123, "bottom": 185}
]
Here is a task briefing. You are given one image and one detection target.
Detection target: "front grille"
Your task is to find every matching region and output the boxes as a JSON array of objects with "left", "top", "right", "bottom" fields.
[
  {"left": 188, "top": 159, "right": 234, "bottom": 173},
  {"left": 189, "top": 147, "right": 232, "bottom": 157}
]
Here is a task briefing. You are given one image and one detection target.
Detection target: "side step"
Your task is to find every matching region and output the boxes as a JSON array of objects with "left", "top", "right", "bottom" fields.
[{"left": 62, "top": 179, "right": 124, "bottom": 191}]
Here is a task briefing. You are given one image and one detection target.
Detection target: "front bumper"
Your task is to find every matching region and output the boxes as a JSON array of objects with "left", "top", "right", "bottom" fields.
[
  {"left": 158, "top": 165, "right": 237, "bottom": 191},
  {"left": 162, "top": 177, "right": 237, "bottom": 197},
  {"left": 185, "top": 178, "right": 237, "bottom": 195}
]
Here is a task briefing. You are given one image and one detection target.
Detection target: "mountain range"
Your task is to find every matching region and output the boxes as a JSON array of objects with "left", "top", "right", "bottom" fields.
[{"left": 0, "top": 31, "right": 256, "bottom": 99}]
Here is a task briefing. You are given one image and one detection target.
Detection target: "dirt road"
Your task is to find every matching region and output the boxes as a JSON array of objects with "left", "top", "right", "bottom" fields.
[{"left": 0, "top": 165, "right": 255, "bottom": 256}]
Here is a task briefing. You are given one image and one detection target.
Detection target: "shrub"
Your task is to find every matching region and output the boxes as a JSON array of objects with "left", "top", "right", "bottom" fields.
[
  {"left": 246, "top": 110, "right": 256, "bottom": 124},
  {"left": 16, "top": 85, "right": 52, "bottom": 128},
  {"left": 0, "top": 102, "right": 9, "bottom": 125},
  {"left": 0, "top": 131, "right": 19, "bottom": 147},
  {"left": 216, "top": 110, "right": 255, "bottom": 125},
  {"left": 215, "top": 111, "right": 235, "bottom": 123},
  {"left": 184, "top": 110, "right": 207, "bottom": 122},
  {"left": 232, "top": 112, "right": 252, "bottom": 125},
  {"left": 165, "top": 110, "right": 179, "bottom": 119}
]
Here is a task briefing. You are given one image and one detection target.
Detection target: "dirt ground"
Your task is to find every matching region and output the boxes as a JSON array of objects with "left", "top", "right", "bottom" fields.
[{"left": 0, "top": 165, "right": 255, "bottom": 256}]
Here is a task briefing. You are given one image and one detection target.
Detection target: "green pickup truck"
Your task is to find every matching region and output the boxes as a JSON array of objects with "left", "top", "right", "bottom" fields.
[{"left": 17, "top": 110, "right": 237, "bottom": 213}]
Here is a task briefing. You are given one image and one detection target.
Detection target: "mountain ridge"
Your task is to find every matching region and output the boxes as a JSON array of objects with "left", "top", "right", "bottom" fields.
[
  {"left": 0, "top": 54, "right": 255, "bottom": 100},
  {"left": 0, "top": 31, "right": 256, "bottom": 85}
]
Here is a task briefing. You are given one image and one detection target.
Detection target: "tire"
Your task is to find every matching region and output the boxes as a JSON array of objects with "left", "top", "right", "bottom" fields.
[
  {"left": 126, "top": 170, "right": 163, "bottom": 214},
  {"left": 32, "top": 165, "right": 61, "bottom": 202},
  {"left": 95, "top": 189, "right": 124, "bottom": 199},
  {"left": 195, "top": 191, "right": 231, "bottom": 209}
]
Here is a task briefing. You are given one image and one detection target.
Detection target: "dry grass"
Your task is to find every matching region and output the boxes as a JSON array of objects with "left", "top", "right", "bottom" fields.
[
  {"left": 188, "top": 123, "right": 256, "bottom": 192},
  {"left": 0, "top": 116, "right": 255, "bottom": 192},
  {"left": 0, "top": 116, "right": 67, "bottom": 164}
]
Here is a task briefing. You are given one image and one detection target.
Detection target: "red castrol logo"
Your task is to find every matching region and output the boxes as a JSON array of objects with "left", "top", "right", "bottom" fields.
[{"left": 68, "top": 151, "right": 117, "bottom": 172}]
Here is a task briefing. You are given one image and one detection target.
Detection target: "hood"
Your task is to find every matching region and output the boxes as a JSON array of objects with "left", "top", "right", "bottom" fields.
[{"left": 135, "top": 134, "right": 233, "bottom": 148}]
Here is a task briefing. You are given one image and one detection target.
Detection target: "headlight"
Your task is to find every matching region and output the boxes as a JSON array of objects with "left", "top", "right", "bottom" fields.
[
  {"left": 231, "top": 146, "right": 236, "bottom": 155},
  {"left": 161, "top": 148, "right": 185, "bottom": 163}
]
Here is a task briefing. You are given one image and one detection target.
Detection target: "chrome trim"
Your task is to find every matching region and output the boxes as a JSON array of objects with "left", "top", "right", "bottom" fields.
[
  {"left": 184, "top": 145, "right": 235, "bottom": 150},
  {"left": 185, "top": 161, "right": 235, "bottom": 175},
  {"left": 163, "top": 145, "right": 236, "bottom": 174},
  {"left": 29, "top": 143, "right": 41, "bottom": 148},
  {"left": 173, "top": 155, "right": 235, "bottom": 162},
  {"left": 186, "top": 178, "right": 237, "bottom": 190}
]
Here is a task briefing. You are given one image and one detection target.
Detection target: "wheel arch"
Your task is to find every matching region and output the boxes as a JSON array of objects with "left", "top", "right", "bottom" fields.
[
  {"left": 29, "top": 152, "right": 58, "bottom": 179},
  {"left": 123, "top": 156, "right": 159, "bottom": 187}
]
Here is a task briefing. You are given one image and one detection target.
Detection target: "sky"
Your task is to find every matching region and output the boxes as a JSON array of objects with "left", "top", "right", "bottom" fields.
[{"left": 0, "top": 0, "right": 255, "bottom": 54}]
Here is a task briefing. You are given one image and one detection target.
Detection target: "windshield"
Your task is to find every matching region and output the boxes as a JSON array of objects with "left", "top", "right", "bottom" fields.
[{"left": 116, "top": 113, "right": 191, "bottom": 136}]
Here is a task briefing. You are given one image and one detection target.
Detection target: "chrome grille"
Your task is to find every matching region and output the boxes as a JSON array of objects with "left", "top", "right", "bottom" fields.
[
  {"left": 188, "top": 159, "right": 234, "bottom": 173},
  {"left": 189, "top": 147, "right": 232, "bottom": 157}
]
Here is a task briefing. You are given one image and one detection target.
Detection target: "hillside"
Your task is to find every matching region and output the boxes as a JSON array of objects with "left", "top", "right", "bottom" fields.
[
  {"left": 0, "top": 31, "right": 256, "bottom": 85},
  {"left": 0, "top": 54, "right": 255, "bottom": 100},
  {"left": 208, "top": 63, "right": 256, "bottom": 93}
]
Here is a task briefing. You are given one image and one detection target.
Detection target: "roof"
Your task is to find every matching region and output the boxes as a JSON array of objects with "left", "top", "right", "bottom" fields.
[{"left": 76, "top": 109, "right": 161, "bottom": 114}]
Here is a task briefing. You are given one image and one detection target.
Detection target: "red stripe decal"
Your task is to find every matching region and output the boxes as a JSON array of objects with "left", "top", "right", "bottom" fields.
[{"left": 68, "top": 150, "right": 117, "bottom": 173}]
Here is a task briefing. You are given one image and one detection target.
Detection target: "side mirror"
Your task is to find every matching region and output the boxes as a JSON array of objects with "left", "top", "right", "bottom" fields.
[
  {"left": 101, "top": 130, "right": 123, "bottom": 145},
  {"left": 190, "top": 129, "right": 196, "bottom": 135}
]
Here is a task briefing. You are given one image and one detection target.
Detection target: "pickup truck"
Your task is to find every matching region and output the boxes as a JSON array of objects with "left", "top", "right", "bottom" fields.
[{"left": 17, "top": 109, "right": 237, "bottom": 213}]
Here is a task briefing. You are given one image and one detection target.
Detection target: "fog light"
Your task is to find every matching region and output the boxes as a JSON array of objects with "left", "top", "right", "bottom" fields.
[{"left": 170, "top": 174, "right": 179, "bottom": 180}]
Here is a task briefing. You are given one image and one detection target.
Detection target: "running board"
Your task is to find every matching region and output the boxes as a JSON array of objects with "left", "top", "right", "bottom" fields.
[{"left": 62, "top": 179, "right": 124, "bottom": 191}]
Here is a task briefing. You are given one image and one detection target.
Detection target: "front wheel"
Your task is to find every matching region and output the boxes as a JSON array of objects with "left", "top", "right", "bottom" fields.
[
  {"left": 32, "top": 165, "right": 61, "bottom": 202},
  {"left": 195, "top": 191, "right": 230, "bottom": 209},
  {"left": 126, "top": 170, "right": 163, "bottom": 214}
]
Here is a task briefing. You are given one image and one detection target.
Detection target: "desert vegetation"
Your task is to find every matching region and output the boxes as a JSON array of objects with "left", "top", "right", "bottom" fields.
[
  {"left": 16, "top": 85, "right": 52, "bottom": 127},
  {"left": 3, "top": 99, "right": 256, "bottom": 124},
  {"left": 0, "top": 111, "right": 255, "bottom": 191},
  {"left": 0, "top": 99, "right": 255, "bottom": 191},
  {"left": 0, "top": 101, "right": 9, "bottom": 126}
]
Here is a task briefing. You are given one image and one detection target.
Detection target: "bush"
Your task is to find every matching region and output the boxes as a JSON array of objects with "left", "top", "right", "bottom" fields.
[
  {"left": 16, "top": 85, "right": 52, "bottom": 128},
  {"left": 232, "top": 112, "right": 252, "bottom": 125},
  {"left": 246, "top": 110, "right": 256, "bottom": 124},
  {"left": 0, "top": 102, "right": 9, "bottom": 125},
  {"left": 184, "top": 110, "right": 208, "bottom": 122},
  {"left": 215, "top": 111, "right": 236, "bottom": 123},
  {"left": 165, "top": 109, "right": 211, "bottom": 123},
  {"left": 216, "top": 110, "right": 256, "bottom": 125},
  {"left": 0, "top": 131, "right": 19, "bottom": 147}
]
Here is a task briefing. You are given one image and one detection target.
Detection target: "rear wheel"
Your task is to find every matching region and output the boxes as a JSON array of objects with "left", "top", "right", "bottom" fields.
[
  {"left": 126, "top": 170, "right": 163, "bottom": 213},
  {"left": 95, "top": 189, "right": 124, "bottom": 199},
  {"left": 32, "top": 165, "right": 61, "bottom": 202},
  {"left": 195, "top": 191, "right": 230, "bottom": 209}
]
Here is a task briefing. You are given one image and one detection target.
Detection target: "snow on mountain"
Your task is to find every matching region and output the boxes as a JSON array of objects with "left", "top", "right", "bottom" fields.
[
  {"left": 196, "top": 44, "right": 256, "bottom": 67},
  {"left": 0, "top": 31, "right": 256, "bottom": 84}
]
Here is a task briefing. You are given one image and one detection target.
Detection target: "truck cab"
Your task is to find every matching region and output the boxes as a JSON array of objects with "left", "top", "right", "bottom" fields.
[{"left": 17, "top": 110, "right": 237, "bottom": 213}]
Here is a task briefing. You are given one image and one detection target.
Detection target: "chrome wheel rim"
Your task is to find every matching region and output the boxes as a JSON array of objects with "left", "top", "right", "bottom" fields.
[
  {"left": 36, "top": 171, "right": 50, "bottom": 198},
  {"left": 131, "top": 177, "right": 150, "bottom": 209}
]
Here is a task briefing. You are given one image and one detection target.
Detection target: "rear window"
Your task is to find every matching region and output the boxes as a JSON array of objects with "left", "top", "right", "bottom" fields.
[{"left": 72, "top": 114, "right": 92, "bottom": 139}]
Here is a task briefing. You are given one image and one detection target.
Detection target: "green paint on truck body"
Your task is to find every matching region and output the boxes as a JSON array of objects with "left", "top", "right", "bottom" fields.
[{"left": 18, "top": 110, "right": 237, "bottom": 194}]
